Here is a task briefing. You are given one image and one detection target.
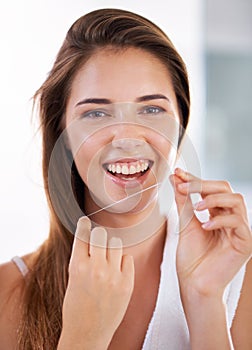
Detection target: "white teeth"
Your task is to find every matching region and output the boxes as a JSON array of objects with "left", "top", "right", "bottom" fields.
[
  {"left": 111, "top": 164, "right": 116, "bottom": 173},
  {"left": 122, "top": 165, "right": 129, "bottom": 175},
  {"left": 129, "top": 165, "right": 136, "bottom": 174},
  {"left": 106, "top": 160, "right": 150, "bottom": 175},
  {"left": 136, "top": 164, "right": 141, "bottom": 172},
  {"left": 116, "top": 164, "right": 121, "bottom": 174}
]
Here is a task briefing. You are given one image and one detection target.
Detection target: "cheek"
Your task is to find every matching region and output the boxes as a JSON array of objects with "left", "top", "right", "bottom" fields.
[
  {"left": 147, "top": 129, "right": 179, "bottom": 165},
  {"left": 73, "top": 137, "right": 103, "bottom": 184}
]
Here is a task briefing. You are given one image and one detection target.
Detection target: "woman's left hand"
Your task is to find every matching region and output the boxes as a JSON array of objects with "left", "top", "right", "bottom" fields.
[{"left": 171, "top": 168, "right": 252, "bottom": 297}]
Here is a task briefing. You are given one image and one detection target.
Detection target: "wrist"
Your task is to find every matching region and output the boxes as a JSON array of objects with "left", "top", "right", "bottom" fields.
[
  {"left": 179, "top": 282, "right": 226, "bottom": 325},
  {"left": 178, "top": 288, "right": 233, "bottom": 349},
  {"left": 178, "top": 275, "right": 225, "bottom": 301}
]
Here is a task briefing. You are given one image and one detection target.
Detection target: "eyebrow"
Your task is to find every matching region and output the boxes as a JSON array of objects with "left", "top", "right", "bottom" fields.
[
  {"left": 136, "top": 94, "right": 170, "bottom": 103},
  {"left": 75, "top": 94, "right": 170, "bottom": 107}
]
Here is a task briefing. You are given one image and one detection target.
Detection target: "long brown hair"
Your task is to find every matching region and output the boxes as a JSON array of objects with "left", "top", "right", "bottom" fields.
[{"left": 18, "top": 8, "right": 190, "bottom": 349}]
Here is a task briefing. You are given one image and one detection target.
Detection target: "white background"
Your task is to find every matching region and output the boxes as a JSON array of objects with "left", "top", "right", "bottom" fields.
[{"left": 0, "top": 0, "right": 232, "bottom": 263}]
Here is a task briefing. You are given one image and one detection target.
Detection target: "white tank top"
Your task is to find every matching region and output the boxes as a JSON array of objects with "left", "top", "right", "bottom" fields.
[
  {"left": 12, "top": 256, "right": 29, "bottom": 277},
  {"left": 11, "top": 210, "right": 247, "bottom": 349}
]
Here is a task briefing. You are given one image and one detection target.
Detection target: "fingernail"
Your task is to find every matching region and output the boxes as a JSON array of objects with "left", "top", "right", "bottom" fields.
[
  {"left": 178, "top": 182, "right": 189, "bottom": 189},
  {"left": 76, "top": 216, "right": 91, "bottom": 241},
  {"left": 175, "top": 167, "right": 184, "bottom": 174},
  {"left": 109, "top": 237, "right": 122, "bottom": 248},
  {"left": 202, "top": 221, "right": 213, "bottom": 229},
  {"left": 193, "top": 200, "right": 205, "bottom": 210},
  {"left": 77, "top": 216, "right": 91, "bottom": 228}
]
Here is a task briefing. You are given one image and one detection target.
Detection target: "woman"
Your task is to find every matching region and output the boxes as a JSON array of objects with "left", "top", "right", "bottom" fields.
[{"left": 0, "top": 8, "right": 251, "bottom": 350}]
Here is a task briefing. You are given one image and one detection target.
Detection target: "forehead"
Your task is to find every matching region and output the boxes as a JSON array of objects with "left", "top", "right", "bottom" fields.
[{"left": 68, "top": 47, "right": 176, "bottom": 103}]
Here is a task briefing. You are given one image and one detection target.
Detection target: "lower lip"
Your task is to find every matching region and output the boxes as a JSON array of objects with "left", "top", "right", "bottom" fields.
[{"left": 104, "top": 168, "right": 152, "bottom": 188}]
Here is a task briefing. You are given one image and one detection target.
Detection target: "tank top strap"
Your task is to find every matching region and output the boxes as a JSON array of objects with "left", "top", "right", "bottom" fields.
[{"left": 12, "top": 256, "right": 29, "bottom": 277}]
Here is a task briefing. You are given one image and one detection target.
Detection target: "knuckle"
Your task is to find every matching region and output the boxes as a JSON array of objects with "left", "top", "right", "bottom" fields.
[
  {"left": 107, "top": 277, "right": 119, "bottom": 289},
  {"left": 234, "top": 192, "right": 245, "bottom": 205},
  {"left": 68, "top": 260, "right": 86, "bottom": 277},
  {"left": 90, "top": 267, "right": 106, "bottom": 282},
  {"left": 221, "top": 180, "right": 232, "bottom": 191},
  {"left": 203, "top": 196, "right": 210, "bottom": 206}
]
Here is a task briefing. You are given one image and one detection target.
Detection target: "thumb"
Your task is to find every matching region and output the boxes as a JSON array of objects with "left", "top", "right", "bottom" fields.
[{"left": 169, "top": 174, "right": 198, "bottom": 233}]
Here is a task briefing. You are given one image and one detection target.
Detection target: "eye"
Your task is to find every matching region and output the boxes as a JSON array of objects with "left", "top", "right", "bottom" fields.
[
  {"left": 139, "top": 105, "right": 166, "bottom": 115},
  {"left": 81, "top": 109, "right": 111, "bottom": 119}
]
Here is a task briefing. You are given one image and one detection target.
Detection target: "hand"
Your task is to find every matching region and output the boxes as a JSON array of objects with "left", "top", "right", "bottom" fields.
[
  {"left": 170, "top": 168, "right": 252, "bottom": 297},
  {"left": 58, "top": 217, "right": 135, "bottom": 349}
]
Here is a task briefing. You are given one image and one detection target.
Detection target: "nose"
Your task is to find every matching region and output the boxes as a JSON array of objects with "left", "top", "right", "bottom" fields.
[{"left": 111, "top": 123, "right": 146, "bottom": 151}]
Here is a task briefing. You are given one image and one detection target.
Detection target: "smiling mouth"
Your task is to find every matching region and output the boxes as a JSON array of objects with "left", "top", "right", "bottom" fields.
[{"left": 103, "top": 159, "right": 153, "bottom": 180}]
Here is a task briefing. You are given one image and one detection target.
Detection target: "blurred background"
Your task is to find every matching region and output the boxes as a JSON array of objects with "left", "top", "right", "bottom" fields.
[{"left": 0, "top": 0, "right": 251, "bottom": 262}]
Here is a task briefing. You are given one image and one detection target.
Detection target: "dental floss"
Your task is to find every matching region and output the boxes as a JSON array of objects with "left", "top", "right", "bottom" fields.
[{"left": 86, "top": 181, "right": 162, "bottom": 217}]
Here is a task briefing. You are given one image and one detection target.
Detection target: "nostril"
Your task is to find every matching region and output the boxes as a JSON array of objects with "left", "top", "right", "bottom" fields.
[{"left": 111, "top": 137, "right": 145, "bottom": 150}]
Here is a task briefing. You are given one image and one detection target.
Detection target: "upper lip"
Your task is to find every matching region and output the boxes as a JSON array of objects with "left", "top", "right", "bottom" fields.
[
  {"left": 102, "top": 157, "right": 154, "bottom": 165},
  {"left": 102, "top": 157, "right": 154, "bottom": 173}
]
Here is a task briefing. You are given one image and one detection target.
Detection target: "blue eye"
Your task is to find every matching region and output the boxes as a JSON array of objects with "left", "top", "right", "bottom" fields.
[
  {"left": 81, "top": 109, "right": 111, "bottom": 119},
  {"left": 140, "top": 106, "right": 166, "bottom": 115}
]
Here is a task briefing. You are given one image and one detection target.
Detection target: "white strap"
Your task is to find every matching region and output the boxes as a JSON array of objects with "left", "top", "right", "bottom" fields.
[{"left": 12, "top": 256, "right": 29, "bottom": 277}]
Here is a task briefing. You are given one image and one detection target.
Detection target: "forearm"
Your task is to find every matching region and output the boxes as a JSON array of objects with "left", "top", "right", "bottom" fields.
[{"left": 181, "top": 288, "right": 233, "bottom": 350}]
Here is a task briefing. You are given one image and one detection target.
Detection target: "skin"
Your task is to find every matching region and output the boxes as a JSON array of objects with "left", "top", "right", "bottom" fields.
[
  {"left": 0, "top": 47, "right": 252, "bottom": 349},
  {"left": 172, "top": 169, "right": 252, "bottom": 349},
  {"left": 65, "top": 47, "right": 180, "bottom": 223},
  {"left": 60, "top": 47, "right": 180, "bottom": 349}
]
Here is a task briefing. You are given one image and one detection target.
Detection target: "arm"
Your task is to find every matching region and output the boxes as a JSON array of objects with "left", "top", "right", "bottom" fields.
[
  {"left": 0, "top": 262, "right": 23, "bottom": 350},
  {"left": 180, "top": 287, "right": 233, "bottom": 350},
  {"left": 171, "top": 168, "right": 252, "bottom": 349},
  {"left": 57, "top": 217, "right": 135, "bottom": 350},
  {"left": 231, "top": 257, "right": 252, "bottom": 349}
]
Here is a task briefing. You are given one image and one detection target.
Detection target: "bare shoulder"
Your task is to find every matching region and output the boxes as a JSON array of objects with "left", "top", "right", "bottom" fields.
[
  {"left": 0, "top": 255, "right": 32, "bottom": 350},
  {"left": 231, "top": 257, "right": 252, "bottom": 349}
]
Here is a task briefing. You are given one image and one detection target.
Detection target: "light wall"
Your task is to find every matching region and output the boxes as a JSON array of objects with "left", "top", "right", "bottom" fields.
[
  {"left": 205, "top": 0, "right": 252, "bottom": 218},
  {"left": 0, "top": 0, "right": 205, "bottom": 262}
]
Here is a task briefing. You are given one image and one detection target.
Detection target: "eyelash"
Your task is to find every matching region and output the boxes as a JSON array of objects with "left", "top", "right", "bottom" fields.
[
  {"left": 138, "top": 105, "right": 166, "bottom": 115},
  {"left": 81, "top": 109, "right": 111, "bottom": 119},
  {"left": 80, "top": 105, "right": 166, "bottom": 119}
]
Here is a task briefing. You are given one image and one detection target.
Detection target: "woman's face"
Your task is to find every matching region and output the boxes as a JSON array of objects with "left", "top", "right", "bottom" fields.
[{"left": 65, "top": 47, "right": 180, "bottom": 215}]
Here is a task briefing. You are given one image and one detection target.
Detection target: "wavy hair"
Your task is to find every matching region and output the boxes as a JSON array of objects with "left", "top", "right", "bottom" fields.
[{"left": 17, "top": 8, "right": 190, "bottom": 349}]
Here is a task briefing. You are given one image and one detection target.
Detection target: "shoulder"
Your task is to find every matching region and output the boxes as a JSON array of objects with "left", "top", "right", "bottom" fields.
[
  {"left": 231, "top": 257, "right": 252, "bottom": 349},
  {"left": 0, "top": 254, "right": 32, "bottom": 350},
  {"left": 0, "top": 257, "right": 25, "bottom": 304}
]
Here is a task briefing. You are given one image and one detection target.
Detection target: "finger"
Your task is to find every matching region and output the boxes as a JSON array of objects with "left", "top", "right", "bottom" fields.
[
  {"left": 175, "top": 167, "right": 201, "bottom": 182},
  {"left": 202, "top": 214, "right": 250, "bottom": 240},
  {"left": 194, "top": 193, "right": 248, "bottom": 218},
  {"left": 89, "top": 226, "right": 108, "bottom": 260},
  {"left": 170, "top": 174, "right": 198, "bottom": 232},
  {"left": 69, "top": 216, "right": 91, "bottom": 269},
  {"left": 107, "top": 237, "right": 123, "bottom": 270},
  {"left": 121, "top": 255, "right": 135, "bottom": 285},
  {"left": 177, "top": 179, "right": 233, "bottom": 196},
  {"left": 202, "top": 214, "right": 252, "bottom": 256},
  {"left": 175, "top": 168, "right": 233, "bottom": 196}
]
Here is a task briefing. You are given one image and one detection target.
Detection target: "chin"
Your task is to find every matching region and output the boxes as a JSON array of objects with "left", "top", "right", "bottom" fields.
[{"left": 86, "top": 179, "right": 158, "bottom": 215}]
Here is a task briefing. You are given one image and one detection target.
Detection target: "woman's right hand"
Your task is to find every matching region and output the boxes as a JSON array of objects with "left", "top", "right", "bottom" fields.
[{"left": 57, "top": 217, "right": 135, "bottom": 350}]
